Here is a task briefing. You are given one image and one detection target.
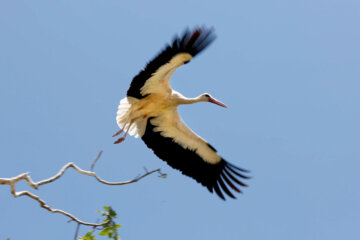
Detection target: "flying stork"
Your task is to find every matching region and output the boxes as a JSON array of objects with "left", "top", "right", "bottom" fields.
[{"left": 113, "top": 27, "right": 249, "bottom": 200}]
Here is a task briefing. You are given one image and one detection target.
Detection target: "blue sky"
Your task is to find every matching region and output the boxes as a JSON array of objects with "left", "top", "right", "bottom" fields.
[{"left": 1, "top": 0, "right": 359, "bottom": 239}]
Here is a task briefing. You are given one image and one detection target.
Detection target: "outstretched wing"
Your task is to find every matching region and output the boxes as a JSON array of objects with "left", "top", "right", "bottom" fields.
[
  {"left": 141, "top": 109, "right": 249, "bottom": 200},
  {"left": 127, "top": 27, "right": 216, "bottom": 99}
]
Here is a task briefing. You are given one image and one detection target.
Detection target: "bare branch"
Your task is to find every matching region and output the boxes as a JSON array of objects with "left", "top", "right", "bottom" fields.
[
  {"left": 0, "top": 150, "right": 163, "bottom": 227},
  {"left": 74, "top": 223, "right": 80, "bottom": 240},
  {"left": 90, "top": 149, "right": 103, "bottom": 172},
  {"left": 93, "top": 168, "right": 162, "bottom": 185}
]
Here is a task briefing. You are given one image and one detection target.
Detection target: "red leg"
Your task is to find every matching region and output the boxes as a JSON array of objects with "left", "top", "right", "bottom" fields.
[
  {"left": 113, "top": 115, "right": 131, "bottom": 137},
  {"left": 114, "top": 137, "right": 126, "bottom": 144},
  {"left": 113, "top": 117, "right": 138, "bottom": 144},
  {"left": 112, "top": 129, "right": 124, "bottom": 137}
]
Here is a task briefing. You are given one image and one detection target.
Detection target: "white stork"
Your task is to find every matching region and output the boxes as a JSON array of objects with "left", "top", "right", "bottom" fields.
[{"left": 113, "top": 27, "right": 249, "bottom": 200}]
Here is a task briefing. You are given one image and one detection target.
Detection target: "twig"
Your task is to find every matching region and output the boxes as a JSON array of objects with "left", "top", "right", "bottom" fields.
[
  {"left": 90, "top": 150, "right": 103, "bottom": 172},
  {"left": 74, "top": 223, "right": 80, "bottom": 240},
  {"left": 0, "top": 150, "right": 163, "bottom": 227}
]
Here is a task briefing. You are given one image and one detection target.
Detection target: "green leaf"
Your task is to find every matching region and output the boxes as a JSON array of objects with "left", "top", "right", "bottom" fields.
[
  {"left": 99, "top": 228, "right": 111, "bottom": 236},
  {"left": 108, "top": 207, "right": 117, "bottom": 217},
  {"left": 78, "top": 230, "right": 96, "bottom": 240}
]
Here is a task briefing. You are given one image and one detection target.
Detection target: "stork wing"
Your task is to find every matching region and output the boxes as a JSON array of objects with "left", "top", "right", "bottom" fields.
[
  {"left": 141, "top": 109, "right": 249, "bottom": 200},
  {"left": 127, "top": 27, "right": 216, "bottom": 99}
]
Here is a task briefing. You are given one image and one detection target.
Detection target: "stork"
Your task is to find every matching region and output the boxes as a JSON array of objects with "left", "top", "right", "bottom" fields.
[{"left": 113, "top": 27, "right": 249, "bottom": 200}]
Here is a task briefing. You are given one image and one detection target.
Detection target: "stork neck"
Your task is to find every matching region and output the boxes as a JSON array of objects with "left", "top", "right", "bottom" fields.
[
  {"left": 171, "top": 91, "right": 204, "bottom": 106},
  {"left": 176, "top": 96, "right": 203, "bottom": 105}
]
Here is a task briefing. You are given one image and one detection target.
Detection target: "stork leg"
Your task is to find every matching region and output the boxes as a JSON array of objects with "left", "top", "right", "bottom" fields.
[
  {"left": 113, "top": 117, "right": 139, "bottom": 144},
  {"left": 112, "top": 129, "right": 124, "bottom": 137},
  {"left": 112, "top": 114, "right": 131, "bottom": 137}
]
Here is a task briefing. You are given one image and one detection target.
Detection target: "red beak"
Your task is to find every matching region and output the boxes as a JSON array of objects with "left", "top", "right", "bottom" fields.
[{"left": 209, "top": 97, "right": 228, "bottom": 108}]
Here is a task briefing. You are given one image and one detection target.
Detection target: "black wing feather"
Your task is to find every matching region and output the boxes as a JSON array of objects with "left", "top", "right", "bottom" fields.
[
  {"left": 141, "top": 118, "right": 248, "bottom": 200},
  {"left": 127, "top": 27, "right": 216, "bottom": 99}
]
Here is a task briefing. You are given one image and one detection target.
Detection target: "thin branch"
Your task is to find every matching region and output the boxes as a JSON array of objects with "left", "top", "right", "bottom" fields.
[
  {"left": 74, "top": 223, "right": 80, "bottom": 240},
  {"left": 93, "top": 168, "right": 162, "bottom": 185},
  {"left": 90, "top": 149, "right": 103, "bottom": 172},
  {"left": 0, "top": 150, "right": 164, "bottom": 227}
]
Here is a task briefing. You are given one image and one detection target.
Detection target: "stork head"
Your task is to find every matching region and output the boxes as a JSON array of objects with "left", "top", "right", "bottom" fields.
[{"left": 201, "top": 93, "right": 228, "bottom": 108}]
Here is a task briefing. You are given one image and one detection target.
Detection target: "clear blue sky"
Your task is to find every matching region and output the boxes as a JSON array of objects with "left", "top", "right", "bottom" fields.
[{"left": 1, "top": 1, "right": 359, "bottom": 239}]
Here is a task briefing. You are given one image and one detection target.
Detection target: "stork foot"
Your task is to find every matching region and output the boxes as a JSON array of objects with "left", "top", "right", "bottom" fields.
[
  {"left": 112, "top": 129, "right": 124, "bottom": 137},
  {"left": 114, "top": 137, "right": 126, "bottom": 144}
]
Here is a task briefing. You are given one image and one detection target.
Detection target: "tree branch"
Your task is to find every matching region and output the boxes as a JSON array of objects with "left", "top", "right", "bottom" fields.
[{"left": 0, "top": 150, "right": 165, "bottom": 227}]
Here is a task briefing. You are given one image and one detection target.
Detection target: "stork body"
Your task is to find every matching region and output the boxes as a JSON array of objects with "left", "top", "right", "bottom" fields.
[{"left": 114, "top": 27, "right": 249, "bottom": 200}]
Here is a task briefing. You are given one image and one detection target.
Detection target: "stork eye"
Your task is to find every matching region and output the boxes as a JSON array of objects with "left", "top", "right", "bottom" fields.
[{"left": 204, "top": 94, "right": 210, "bottom": 98}]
